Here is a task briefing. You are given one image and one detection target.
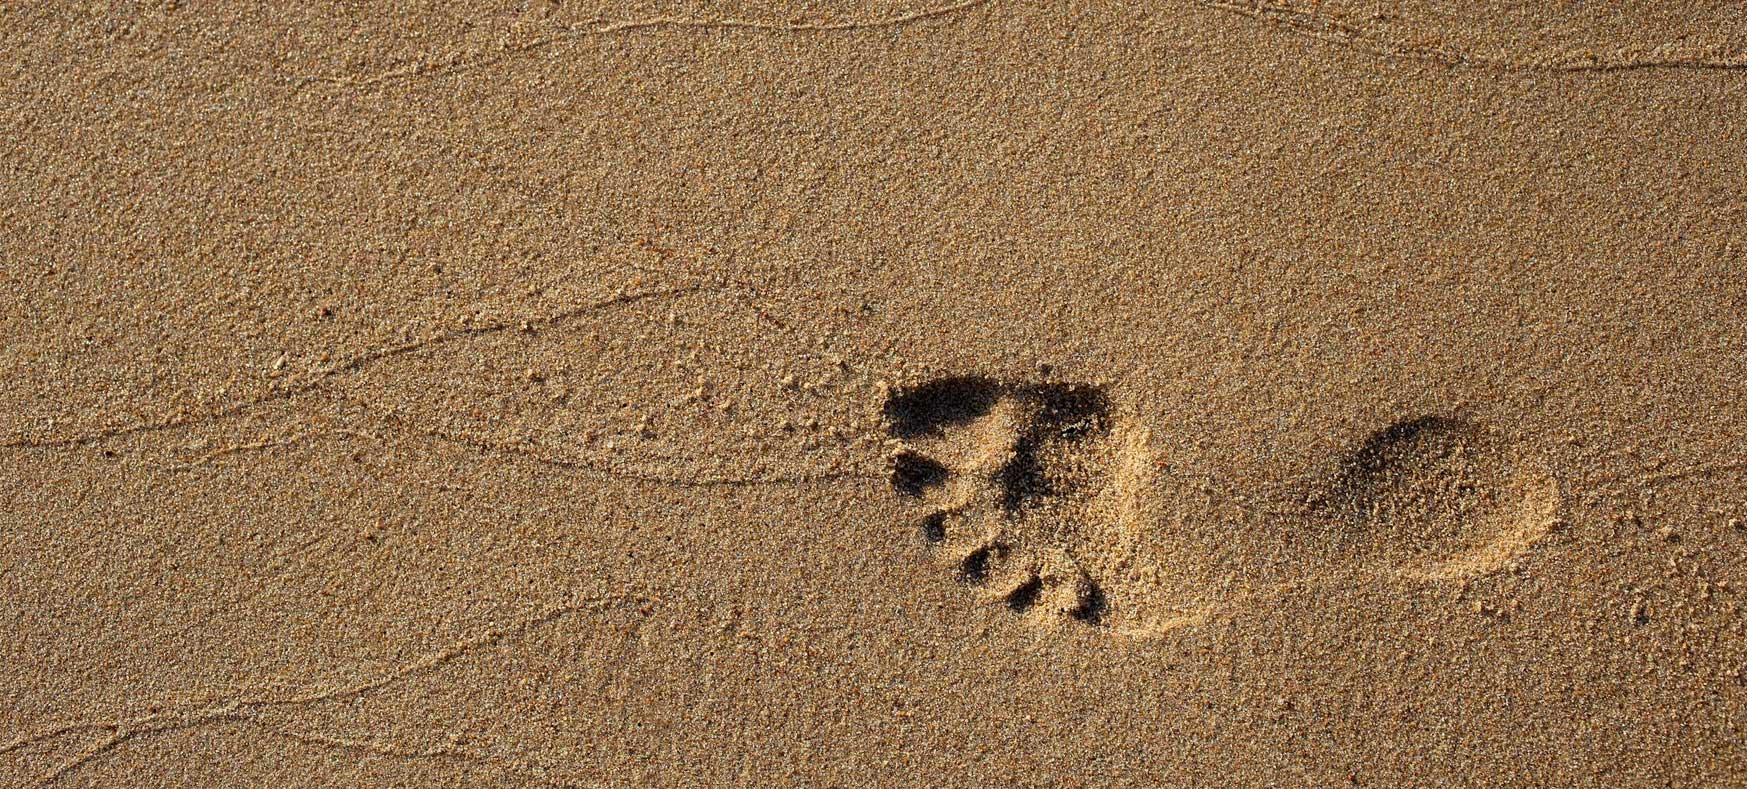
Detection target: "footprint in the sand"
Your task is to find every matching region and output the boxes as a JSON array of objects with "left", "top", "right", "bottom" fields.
[
  {"left": 884, "top": 377, "right": 1561, "bottom": 631},
  {"left": 886, "top": 377, "right": 1119, "bottom": 624}
]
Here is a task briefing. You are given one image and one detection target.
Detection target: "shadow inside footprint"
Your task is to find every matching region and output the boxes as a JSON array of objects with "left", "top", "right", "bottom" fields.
[
  {"left": 891, "top": 451, "right": 949, "bottom": 498},
  {"left": 1319, "top": 415, "right": 1475, "bottom": 521},
  {"left": 883, "top": 377, "right": 1003, "bottom": 438}
]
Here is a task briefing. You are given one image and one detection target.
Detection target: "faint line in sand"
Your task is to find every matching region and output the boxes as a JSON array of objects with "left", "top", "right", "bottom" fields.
[
  {"left": 2, "top": 248, "right": 891, "bottom": 490},
  {"left": 293, "top": 0, "right": 993, "bottom": 93},
  {"left": 0, "top": 285, "right": 699, "bottom": 451},
  {"left": 1193, "top": 0, "right": 1747, "bottom": 72},
  {"left": 152, "top": 428, "right": 381, "bottom": 472},
  {"left": 5, "top": 595, "right": 631, "bottom": 786},
  {"left": 3, "top": 239, "right": 882, "bottom": 463},
  {"left": 147, "top": 392, "right": 886, "bottom": 489},
  {"left": 342, "top": 393, "right": 886, "bottom": 489},
  {"left": 1584, "top": 459, "right": 1747, "bottom": 503},
  {"left": 289, "top": 0, "right": 1747, "bottom": 94}
]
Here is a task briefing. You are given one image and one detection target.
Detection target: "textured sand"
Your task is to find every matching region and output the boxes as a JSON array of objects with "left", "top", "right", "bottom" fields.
[{"left": 4, "top": 1, "right": 1747, "bottom": 785}]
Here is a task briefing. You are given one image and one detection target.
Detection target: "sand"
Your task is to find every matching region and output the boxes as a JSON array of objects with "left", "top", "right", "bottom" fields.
[{"left": 4, "top": 0, "right": 1746, "bottom": 785}]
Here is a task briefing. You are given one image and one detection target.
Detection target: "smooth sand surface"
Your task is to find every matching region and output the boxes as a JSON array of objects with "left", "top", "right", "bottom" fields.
[{"left": 4, "top": 1, "right": 1747, "bottom": 785}]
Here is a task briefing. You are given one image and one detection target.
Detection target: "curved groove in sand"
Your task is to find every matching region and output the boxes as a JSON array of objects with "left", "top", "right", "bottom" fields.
[
  {"left": 1194, "top": 0, "right": 1747, "bottom": 72},
  {"left": 143, "top": 396, "right": 883, "bottom": 490},
  {"left": 292, "top": 0, "right": 1747, "bottom": 98},
  {"left": 0, "top": 260, "right": 880, "bottom": 480},
  {"left": 1, "top": 594, "right": 632, "bottom": 786},
  {"left": 0, "top": 286, "right": 701, "bottom": 451},
  {"left": 294, "top": 0, "right": 994, "bottom": 92}
]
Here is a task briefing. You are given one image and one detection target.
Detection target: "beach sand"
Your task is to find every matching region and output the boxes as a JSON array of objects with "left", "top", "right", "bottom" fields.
[{"left": 4, "top": 1, "right": 1746, "bottom": 784}]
